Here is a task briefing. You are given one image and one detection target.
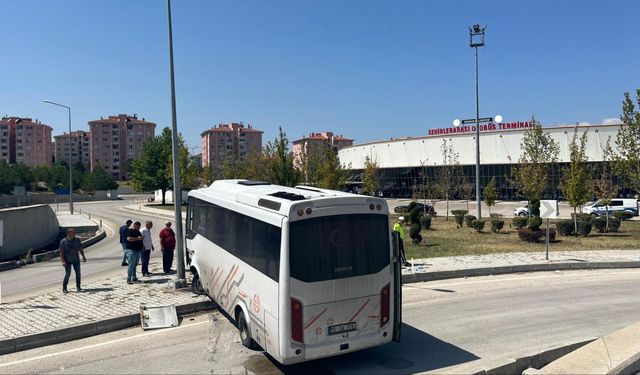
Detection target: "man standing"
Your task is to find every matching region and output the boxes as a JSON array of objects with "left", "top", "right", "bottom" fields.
[
  {"left": 119, "top": 220, "right": 132, "bottom": 266},
  {"left": 126, "top": 221, "right": 144, "bottom": 284},
  {"left": 393, "top": 216, "right": 411, "bottom": 267},
  {"left": 159, "top": 221, "right": 176, "bottom": 274},
  {"left": 140, "top": 220, "right": 154, "bottom": 277},
  {"left": 60, "top": 228, "right": 86, "bottom": 293}
]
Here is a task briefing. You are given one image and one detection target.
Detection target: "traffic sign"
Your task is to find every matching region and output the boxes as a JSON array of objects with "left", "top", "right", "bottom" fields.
[{"left": 540, "top": 200, "right": 558, "bottom": 219}]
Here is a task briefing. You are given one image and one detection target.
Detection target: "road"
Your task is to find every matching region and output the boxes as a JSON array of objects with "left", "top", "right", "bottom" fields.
[
  {"left": 2, "top": 269, "right": 640, "bottom": 374},
  {"left": 0, "top": 197, "right": 177, "bottom": 301}
]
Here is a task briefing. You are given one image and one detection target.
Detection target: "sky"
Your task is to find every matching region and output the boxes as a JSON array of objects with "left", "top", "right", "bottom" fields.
[{"left": 1, "top": 0, "right": 638, "bottom": 153}]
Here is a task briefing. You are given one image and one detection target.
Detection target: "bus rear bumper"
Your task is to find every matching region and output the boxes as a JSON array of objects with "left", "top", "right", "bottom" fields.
[{"left": 281, "top": 331, "right": 392, "bottom": 365}]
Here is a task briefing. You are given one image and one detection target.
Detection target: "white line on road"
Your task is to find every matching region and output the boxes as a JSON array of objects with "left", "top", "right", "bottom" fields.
[
  {"left": 404, "top": 269, "right": 640, "bottom": 290},
  {"left": 0, "top": 320, "right": 209, "bottom": 368}
]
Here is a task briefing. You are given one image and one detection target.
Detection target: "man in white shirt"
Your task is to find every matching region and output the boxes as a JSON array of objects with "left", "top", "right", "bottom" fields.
[{"left": 140, "top": 220, "right": 155, "bottom": 277}]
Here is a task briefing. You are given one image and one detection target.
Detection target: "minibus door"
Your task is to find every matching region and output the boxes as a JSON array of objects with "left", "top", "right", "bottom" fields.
[{"left": 391, "top": 231, "right": 402, "bottom": 342}]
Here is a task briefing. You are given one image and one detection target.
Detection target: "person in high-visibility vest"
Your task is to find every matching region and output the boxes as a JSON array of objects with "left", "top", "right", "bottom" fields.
[{"left": 393, "top": 216, "right": 411, "bottom": 267}]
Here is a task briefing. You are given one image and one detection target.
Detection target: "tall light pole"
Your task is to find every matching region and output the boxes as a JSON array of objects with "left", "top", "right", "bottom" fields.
[
  {"left": 469, "top": 24, "right": 486, "bottom": 218},
  {"left": 44, "top": 100, "right": 73, "bottom": 215},
  {"left": 167, "top": 0, "right": 186, "bottom": 287}
]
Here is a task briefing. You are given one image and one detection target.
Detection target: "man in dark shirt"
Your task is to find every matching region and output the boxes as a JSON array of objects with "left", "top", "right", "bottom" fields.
[
  {"left": 60, "top": 228, "right": 86, "bottom": 293},
  {"left": 125, "top": 221, "right": 144, "bottom": 284},
  {"left": 119, "top": 220, "right": 132, "bottom": 266}
]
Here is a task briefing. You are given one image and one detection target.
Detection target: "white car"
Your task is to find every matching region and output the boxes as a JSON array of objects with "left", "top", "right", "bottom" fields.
[
  {"left": 582, "top": 198, "right": 638, "bottom": 217},
  {"left": 513, "top": 206, "right": 529, "bottom": 216}
]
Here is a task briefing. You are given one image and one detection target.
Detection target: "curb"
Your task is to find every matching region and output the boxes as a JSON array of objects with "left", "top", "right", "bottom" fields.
[
  {"left": 402, "top": 261, "right": 640, "bottom": 284},
  {"left": 0, "top": 300, "right": 216, "bottom": 356},
  {"left": 437, "top": 338, "right": 595, "bottom": 374},
  {"left": 0, "top": 261, "right": 21, "bottom": 272},
  {"left": 31, "top": 230, "right": 107, "bottom": 263}
]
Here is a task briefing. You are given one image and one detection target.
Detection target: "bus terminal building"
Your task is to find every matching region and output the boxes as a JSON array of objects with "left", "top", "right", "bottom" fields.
[{"left": 337, "top": 121, "right": 632, "bottom": 200}]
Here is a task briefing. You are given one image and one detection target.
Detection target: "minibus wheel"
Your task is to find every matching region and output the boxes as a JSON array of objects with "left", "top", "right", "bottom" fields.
[
  {"left": 238, "top": 311, "right": 256, "bottom": 349},
  {"left": 191, "top": 273, "right": 204, "bottom": 295}
]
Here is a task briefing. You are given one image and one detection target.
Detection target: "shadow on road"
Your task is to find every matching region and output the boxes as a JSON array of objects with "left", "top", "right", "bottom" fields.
[{"left": 268, "top": 324, "right": 479, "bottom": 374}]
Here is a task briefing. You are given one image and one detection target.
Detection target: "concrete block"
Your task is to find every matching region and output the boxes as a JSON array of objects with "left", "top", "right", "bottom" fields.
[
  {"left": 95, "top": 314, "right": 137, "bottom": 335},
  {"left": 0, "top": 338, "right": 16, "bottom": 356},
  {"left": 484, "top": 358, "right": 517, "bottom": 375},
  {"left": 175, "top": 300, "right": 216, "bottom": 315},
  {"left": 0, "top": 261, "right": 20, "bottom": 271},
  {"left": 514, "top": 355, "right": 533, "bottom": 372}
]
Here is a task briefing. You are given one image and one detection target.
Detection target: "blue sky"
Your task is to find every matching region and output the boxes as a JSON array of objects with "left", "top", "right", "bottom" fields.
[{"left": 1, "top": 0, "right": 638, "bottom": 152}]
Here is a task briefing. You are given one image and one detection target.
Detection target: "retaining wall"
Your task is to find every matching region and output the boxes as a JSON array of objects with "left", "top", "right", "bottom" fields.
[{"left": 0, "top": 204, "right": 59, "bottom": 261}]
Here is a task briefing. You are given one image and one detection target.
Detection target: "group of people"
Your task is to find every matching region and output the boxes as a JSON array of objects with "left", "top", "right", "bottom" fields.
[
  {"left": 119, "top": 219, "right": 177, "bottom": 284},
  {"left": 58, "top": 218, "right": 177, "bottom": 293}
]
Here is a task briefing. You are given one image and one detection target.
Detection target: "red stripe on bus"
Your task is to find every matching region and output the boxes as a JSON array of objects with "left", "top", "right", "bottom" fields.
[
  {"left": 304, "top": 308, "right": 328, "bottom": 330},
  {"left": 226, "top": 265, "right": 239, "bottom": 294},
  {"left": 349, "top": 299, "right": 370, "bottom": 323}
]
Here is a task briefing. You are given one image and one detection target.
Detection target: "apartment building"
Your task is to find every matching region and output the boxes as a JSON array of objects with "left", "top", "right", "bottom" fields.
[
  {"left": 88, "top": 114, "right": 155, "bottom": 180},
  {"left": 292, "top": 131, "right": 354, "bottom": 168},
  {"left": 2, "top": 117, "right": 53, "bottom": 167},
  {"left": 54, "top": 130, "right": 91, "bottom": 167},
  {"left": 201, "top": 122, "right": 263, "bottom": 168},
  {"left": 0, "top": 117, "right": 16, "bottom": 163}
]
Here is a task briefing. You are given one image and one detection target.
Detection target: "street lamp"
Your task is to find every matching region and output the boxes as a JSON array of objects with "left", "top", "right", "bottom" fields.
[
  {"left": 470, "top": 24, "right": 486, "bottom": 218},
  {"left": 44, "top": 100, "right": 73, "bottom": 215},
  {"left": 166, "top": 0, "right": 186, "bottom": 287}
]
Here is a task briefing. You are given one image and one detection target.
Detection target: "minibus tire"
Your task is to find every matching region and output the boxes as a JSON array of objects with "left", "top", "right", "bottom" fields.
[
  {"left": 191, "top": 273, "right": 204, "bottom": 295},
  {"left": 238, "top": 312, "right": 256, "bottom": 349}
]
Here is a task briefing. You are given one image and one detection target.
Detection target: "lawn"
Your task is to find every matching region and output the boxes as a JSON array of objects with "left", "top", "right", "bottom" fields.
[{"left": 393, "top": 215, "right": 640, "bottom": 259}]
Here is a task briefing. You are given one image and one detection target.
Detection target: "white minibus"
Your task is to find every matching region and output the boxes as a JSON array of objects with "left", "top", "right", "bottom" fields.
[{"left": 185, "top": 180, "right": 402, "bottom": 364}]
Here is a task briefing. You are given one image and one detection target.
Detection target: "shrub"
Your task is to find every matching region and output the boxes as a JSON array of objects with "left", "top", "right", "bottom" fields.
[
  {"left": 571, "top": 213, "right": 592, "bottom": 222},
  {"left": 407, "top": 201, "right": 417, "bottom": 213},
  {"left": 489, "top": 213, "right": 503, "bottom": 218},
  {"left": 592, "top": 217, "right": 607, "bottom": 233},
  {"left": 409, "top": 205, "right": 423, "bottom": 244},
  {"left": 609, "top": 217, "right": 621, "bottom": 232},
  {"left": 471, "top": 219, "right": 485, "bottom": 232},
  {"left": 465, "top": 215, "right": 477, "bottom": 228},
  {"left": 420, "top": 215, "right": 432, "bottom": 230},
  {"left": 544, "top": 228, "right": 557, "bottom": 242},
  {"left": 409, "top": 206, "right": 423, "bottom": 225},
  {"left": 613, "top": 211, "right": 634, "bottom": 221},
  {"left": 518, "top": 228, "right": 543, "bottom": 243},
  {"left": 556, "top": 220, "right": 575, "bottom": 236},
  {"left": 490, "top": 219, "right": 504, "bottom": 233},
  {"left": 513, "top": 217, "right": 528, "bottom": 229},
  {"left": 452, "top": 210, "right": 468, "bottom": 228},
  {"left": 530, "top": 199, "right": 541, "bottom": 217},
  {"left": 577, "top": 220, "right": 592, "bottom": 237},
  {"left": 527, "top": 216, "right": 543, "bottom": 231}
]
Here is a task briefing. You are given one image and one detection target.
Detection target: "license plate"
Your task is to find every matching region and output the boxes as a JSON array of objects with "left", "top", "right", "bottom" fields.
[{"left": 328, "top": 322, "right": 357, "bottom": 335}]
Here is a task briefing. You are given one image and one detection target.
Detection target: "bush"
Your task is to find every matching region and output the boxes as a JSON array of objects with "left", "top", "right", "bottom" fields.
[
  {"left": 471, "top": 219, "right": 485, "bottom": 232},
  {"left": 592, "top": 217, "right": 607, "bottom": 233},
  {"left": 609, "top": 217, "right": 621, "bottom": 232},
  {"left": 465, "top": 215, "right": 477, "bottom": 228},
  {"left": 407, "top": 201, "right": 417, "bottom": 213},
  {"left": 420, "top": 215, "right": 432, "bottom": 230},
  {"left": 513, "top": 217, "right": 528, "bottom": 229},
  {"left": 489, "top": 213, "right": 503, "bottom": 218},
  {"left": 409, "top": 223, "right": 422, "bottom": 244},
  {"left": 613, "top": 211, "right": 634, "bottom": 221},
  {"left": 544, "top": 228, "right": 557, "bottom": 242},
  {"left": 530, "top": 199, "right": 541, "bottom": 217},
  {"left": 452, "top": 210, "right": 468, "bottom": 228},
  {"left": 517, "top": 228, "right": 543, "bottom": 243},
  {"left": 490, "top": 219, "right": 504, "bottom": 233},
  {"left": 409, "top": 206, "right": 423, "bottom": 225},
  {"left": 527, "top": 216, "right": 543, "bottom": 231},
  {"left": 556, "top": 220, "right": 575, "bottom": 236},
  {"left": 577, "top": 220, "right": 592, "bottom": 237},
  {"left": 571, "top": 213, "right": 592, "bottom": 222}
]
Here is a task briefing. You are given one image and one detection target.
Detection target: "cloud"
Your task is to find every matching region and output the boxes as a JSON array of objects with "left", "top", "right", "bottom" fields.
[
  {"left": 602, "top": 117, "right": 623, "bottom": 125},
  {"left": 577, "top": 121, "right": 591, "bottom": 126}
]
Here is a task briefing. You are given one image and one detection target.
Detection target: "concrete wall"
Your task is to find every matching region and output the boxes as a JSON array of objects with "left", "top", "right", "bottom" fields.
[{"left": 0, "top": 204, "right": 59, "bottom": 261}]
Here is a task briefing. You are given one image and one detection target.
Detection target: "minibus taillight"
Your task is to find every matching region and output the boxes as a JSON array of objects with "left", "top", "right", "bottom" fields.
[
  {"left": 381, "top": 284, "right": 390, "bottom": 327},
  {"left": 291, "top": 297, "right": 303, "bottom": 343}
]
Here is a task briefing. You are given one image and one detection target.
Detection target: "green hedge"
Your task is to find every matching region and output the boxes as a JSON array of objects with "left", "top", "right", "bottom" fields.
[
  {"left": 490, "top": 219, "right": 504, "bottom": 233},
  {"left": 571, "top": 213, "right": 593, "bottom": 222},
  {"left": 465, "top": 215, "right": 476, "bottom": 228},
  {"left": 471, "top": 219, "right": 485, "bottom": 232},
  {"left": 577, "top": 221, "right": 592, "bottom": 237},
  {"left": 528, "top": 216, "right": 543, "bottom": 231},
  {"left": 420, "top": 215, "right": 432, "bottom": 230},
  {"left": 613, "top": 211, "right": 634, "bottom": 221},
  {"left": 452, "top": 209, "right": 468, "bottom": 227},
  {"left": 517, "top": 228, "right": 543, "bottom": 243},
  {"left": 513, "top": 217, "right": 528, "bottom": 229},
  {"left": 556, "top": 220, "right": 575, "bottom": 236}
]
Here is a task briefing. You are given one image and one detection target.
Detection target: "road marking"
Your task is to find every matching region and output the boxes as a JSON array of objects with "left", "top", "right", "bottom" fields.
[
  {"left": 0, "top": 320, "right": 209, "bottom": 368},
  {"left": 405, "top": 269, "right": 640, "bottom": 290}
]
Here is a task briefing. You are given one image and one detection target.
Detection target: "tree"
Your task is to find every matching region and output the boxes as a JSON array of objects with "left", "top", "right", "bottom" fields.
[
  {"left": 130, "top": 128, "right": 173, "bottom": 204},
  {"left": 614, "top": 89, "right": 640, "bottom": 195},
  {"left": 82, "top": 166, "right": 118, "bottom": 191},
  {"left": 361, "top": 156, "right": 379, "bottom": 195},
  {"left": 592, "top": 138, "right": 618, "bottom": 231},
  {"left": 458, "top": 172, "right": 474, "bottom": 212},
  {"left": 561, "top": 127, "right": 591, "bottom": 233},
  {"left": 483, "top": 177, "right": 498, "bottom": 215},
  {"left": 438, "top": 139, "right": 460, "bottom": 220},
  {"left": 317, "top": 144, "right": 349, "bottom": 190},
  {"left": 512, "top": 116, "right": 560, "bottom": 214},
  {"left": 265, "top": 127, "right": 300, "bottom": 187}
]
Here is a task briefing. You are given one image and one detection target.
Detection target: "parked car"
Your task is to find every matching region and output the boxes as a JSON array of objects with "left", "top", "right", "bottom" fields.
[
  {"left": 581, "top": 198, "right": 638, "bottom": 217},
  {"left": 394, "top": 203, "right": 436, "bottom": 215},
  {"left": 513, "top": 206, "right": 530, "bottom": 216}
]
